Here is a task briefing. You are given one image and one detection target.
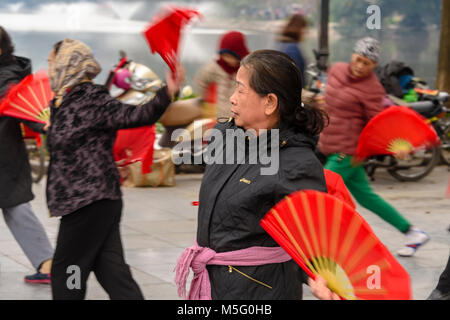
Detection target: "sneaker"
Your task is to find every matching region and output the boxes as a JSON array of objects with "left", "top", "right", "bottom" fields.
[
  {"left": 24, "top": 271, "right": 51, "bottom": 284},
  {"left": 396, "top": 227, "right": 430, "bottom": 257}
]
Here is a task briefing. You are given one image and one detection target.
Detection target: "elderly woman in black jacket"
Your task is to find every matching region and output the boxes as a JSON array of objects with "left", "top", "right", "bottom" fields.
[
  {"left": 0, "top": 26, "right": 53, "bottom": 284},
  {"left": 46, "top": 39, "right": 184, "bottom": 300},
  {"left": 176, "top": 50, "right": 339, "bottom": 300}
]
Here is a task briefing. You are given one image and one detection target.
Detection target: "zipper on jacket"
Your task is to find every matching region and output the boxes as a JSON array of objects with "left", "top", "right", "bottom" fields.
[{"left": 228, "top": 265, "right": 272, "bottom": 290}]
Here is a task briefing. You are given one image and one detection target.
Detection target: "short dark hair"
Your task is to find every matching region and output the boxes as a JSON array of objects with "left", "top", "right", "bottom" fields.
[
  {"left": 0, "top": 26, "right": 15, "bottom": 64},
  {"left": 240, "top": 49, "right": 328, "bottom": 137}
]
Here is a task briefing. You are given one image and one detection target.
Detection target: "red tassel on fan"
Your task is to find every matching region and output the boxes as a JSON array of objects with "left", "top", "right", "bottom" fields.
[
  {"left": 143, "top": 6, "right": 201, "bottom": 73},
  {"left": 0, "top": 70, "right": 53, "bottom": 124},
  {"left": 113, "top": 125, "right": 156, "bottom": 174},
  {"left": 355, "top": 106, "right": 440, "bottom": 161},
  {"left": 260, "top": 190, "right": 412, "bottom": 300}
]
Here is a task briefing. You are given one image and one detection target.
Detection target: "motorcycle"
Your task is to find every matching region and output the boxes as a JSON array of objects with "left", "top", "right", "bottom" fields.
[
  {"left": 305, "top": 50, "right": 448, "bottom": 182},
  {"left": 106, "top": 52, "right": 215, "bottom": 174}
]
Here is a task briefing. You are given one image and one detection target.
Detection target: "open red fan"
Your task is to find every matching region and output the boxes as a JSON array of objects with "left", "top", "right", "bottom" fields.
[
  {"left": 0, "top": 70, "right": 53, "bottom": 124},
  {"left": 355, "top": 106, "right": 440, "bottom": 160},
  {"left": 143, "top": 6, "right": 201, "bottom": 73},
  {"left": 113, "top": 125, "right": 156, "bottom": 174},
  {"left": 261, "top": 190, "right": 412, "bottom": 300}
]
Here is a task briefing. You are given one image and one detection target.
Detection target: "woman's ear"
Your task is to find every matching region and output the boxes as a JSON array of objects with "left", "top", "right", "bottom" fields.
[{"left": 264, "top": 93, "right": 278, "bottom": 116}]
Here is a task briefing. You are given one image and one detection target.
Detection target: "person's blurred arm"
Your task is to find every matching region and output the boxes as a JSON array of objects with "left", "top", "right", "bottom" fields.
[
  {"left": 93, "top": 66, "right": 185, "bottom": 130},
  {"left": 362, "top": 83, "right": 386, "bottom": 121}
]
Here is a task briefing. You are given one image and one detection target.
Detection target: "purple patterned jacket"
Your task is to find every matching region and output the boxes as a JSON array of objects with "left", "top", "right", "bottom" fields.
[{"left": 46, "top": 82, "right": 171, "bottom": 217}]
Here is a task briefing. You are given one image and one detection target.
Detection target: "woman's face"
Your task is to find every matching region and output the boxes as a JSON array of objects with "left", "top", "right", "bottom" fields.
[
  {"left": 229, "top": 66, "right": 278, "bottom": 132},
  {"left": 350, "top": 53, "right": 377, "bottom": 79}
]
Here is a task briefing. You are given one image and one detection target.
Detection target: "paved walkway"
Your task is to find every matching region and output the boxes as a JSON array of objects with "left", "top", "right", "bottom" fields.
[{"left": 0, "top": 166, "right": 448, "bottom": 300}]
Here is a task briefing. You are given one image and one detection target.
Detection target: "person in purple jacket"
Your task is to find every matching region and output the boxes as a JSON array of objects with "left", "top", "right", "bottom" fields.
[{"left": 46, "top": 39, "right": 184, "bottom": 300}]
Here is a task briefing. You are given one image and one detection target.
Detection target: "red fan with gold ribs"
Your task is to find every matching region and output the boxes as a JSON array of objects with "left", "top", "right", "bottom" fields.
[
  {"left": 143, "top": 6, "right": 201, "bottom": 73},
  {"left": 0, "top": 70, "right": 53, "bottom": 124},
  {"left": 113, "top": 125, "right": 156, "bottom": 174},
  {"left": 260, "top": 190, "right": 412, "bottom": 300},
  {"left": 355, "top": 106, "right": 440, "bottom": 160}
]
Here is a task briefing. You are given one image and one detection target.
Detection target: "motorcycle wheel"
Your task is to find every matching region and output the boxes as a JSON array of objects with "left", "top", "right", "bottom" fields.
[
  {"left": 387, "top": 146, "right": 441, "bottom": 182},
  {"left": 26, "top": 140, "right": 46, "bottom": 183}
]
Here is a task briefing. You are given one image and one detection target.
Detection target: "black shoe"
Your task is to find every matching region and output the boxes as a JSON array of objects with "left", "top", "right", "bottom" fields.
[{"left": 427, "top": 289, "right": 450, "bottom": 300}]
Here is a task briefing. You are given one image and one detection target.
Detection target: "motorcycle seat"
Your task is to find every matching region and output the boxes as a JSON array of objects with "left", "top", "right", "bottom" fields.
[{"left": 408, "top": 101, "right": 436, "bottom": 115}]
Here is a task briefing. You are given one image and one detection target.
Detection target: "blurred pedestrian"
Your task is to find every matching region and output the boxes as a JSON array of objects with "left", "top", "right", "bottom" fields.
[
  {"left": 194, "top": 30, "right": 250, "bottom": 120},
  {"left": 319, "top": 37, "right": 430, "bottom": 257},
  {"left": 276, "top": 13, "right": 308, "bottom": 86},
  {"left": 46, "top": 38, "right": 184, "bottom": 299},
  {"left": 158, "top": 30, "right": 250, "bottom": 149},
  {"left": 0, "top": 26, "right": 53, "bottom": 284}
]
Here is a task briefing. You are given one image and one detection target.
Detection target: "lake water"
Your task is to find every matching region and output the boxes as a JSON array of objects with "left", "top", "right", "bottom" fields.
[{"left": 2, "top": 1, "right": 441, "bottom": 88}]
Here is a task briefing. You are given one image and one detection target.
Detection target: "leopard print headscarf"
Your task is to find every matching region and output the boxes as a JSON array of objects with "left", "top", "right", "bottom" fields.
[{"left": 49, "top": 39, "right": 101, "bottom": 107}]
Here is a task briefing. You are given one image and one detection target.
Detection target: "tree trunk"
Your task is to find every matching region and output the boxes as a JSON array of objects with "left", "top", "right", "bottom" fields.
[{"left": 436, "top": 0, "right": 450, "bottom": 100}]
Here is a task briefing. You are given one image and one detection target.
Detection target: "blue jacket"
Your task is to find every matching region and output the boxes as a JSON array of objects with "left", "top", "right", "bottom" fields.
[{"left": 277, "top": 42, "right": 306, "bottom": 86}]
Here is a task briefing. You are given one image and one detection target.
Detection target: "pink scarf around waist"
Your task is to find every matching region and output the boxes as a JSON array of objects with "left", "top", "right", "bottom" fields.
[{"left": 174, "top": 243, "right": 292, "bottom": 300}]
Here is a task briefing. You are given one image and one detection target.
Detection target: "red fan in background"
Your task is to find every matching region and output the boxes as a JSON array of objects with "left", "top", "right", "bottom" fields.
[
  {"left": 355, "top": 106, "right": 440, "bottom": 161},
  {"left": 0, "top": 70, "right": 53, "bottom": 124},
  {"left": 324, "top": 169, "right": 355, "bottom": 209},
  {"left": 143, "top": 6, "right": 201, "bottom": 73},
  {"left": 113, "top": 125, "right": 156, "bottom": 175},
  {"left": 261, "top": 190, "right": 412, "bottom": 300}
]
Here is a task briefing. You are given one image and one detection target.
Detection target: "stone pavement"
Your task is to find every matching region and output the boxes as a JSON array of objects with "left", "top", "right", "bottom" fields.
[{"left": 0, "top": 166, "right": 448, "bottom": 300}]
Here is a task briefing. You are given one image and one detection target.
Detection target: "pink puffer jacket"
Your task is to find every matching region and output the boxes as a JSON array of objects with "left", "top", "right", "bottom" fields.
[{"left": 318, "top": 62, "right": 386, "bottom": 156}]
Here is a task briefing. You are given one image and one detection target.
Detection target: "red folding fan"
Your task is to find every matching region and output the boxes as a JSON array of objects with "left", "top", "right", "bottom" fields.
[
  {"left": 0, "top": 70, "right": 53, "bottom": 123},
  {"left": 260, "top": 190, "right": 412, "bottom": 300},
  {"left": 355, "top": 106, "right": 440, "bottom": 160},
  {"left": 113, "top": 125, "right": 156, "bottom": 174},
  {"left": 143, "top": 6, "right": 201, "bottom": 73}
]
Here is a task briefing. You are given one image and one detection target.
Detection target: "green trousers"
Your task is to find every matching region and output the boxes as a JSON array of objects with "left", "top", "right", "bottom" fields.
[{"left": 325, "top": 154, "right": 411, "bottom": 233}]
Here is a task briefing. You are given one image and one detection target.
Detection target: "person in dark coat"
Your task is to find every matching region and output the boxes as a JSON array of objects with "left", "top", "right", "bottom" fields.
[
  {"left": 0, "top": 26, "right": 54, "bottom": 284},
  {"left": 46, "top": 38, "right": 184, "bottom": 300},
  {"left": 175, "top": 50, "right": 339, "bottom": 300}
]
